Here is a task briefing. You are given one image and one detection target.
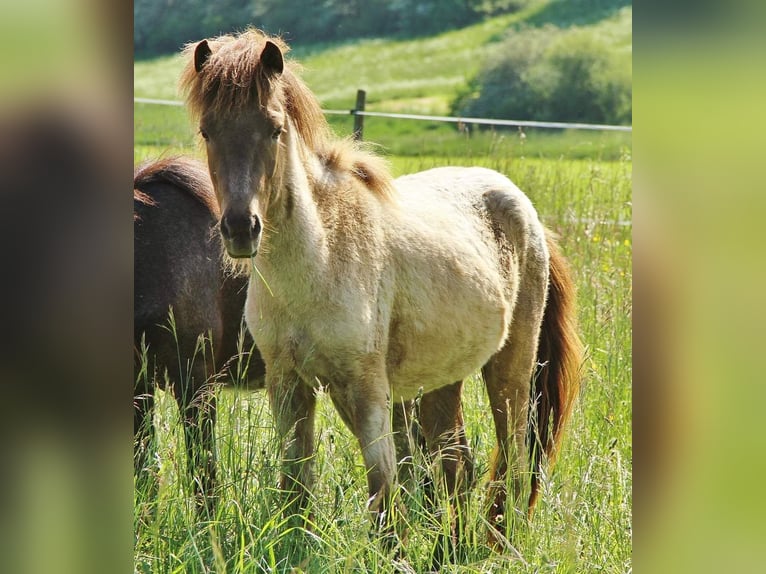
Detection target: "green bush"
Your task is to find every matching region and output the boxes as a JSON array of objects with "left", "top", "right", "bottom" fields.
[{"left": 453, "top": 19, "right": 631, "bottom": 125}]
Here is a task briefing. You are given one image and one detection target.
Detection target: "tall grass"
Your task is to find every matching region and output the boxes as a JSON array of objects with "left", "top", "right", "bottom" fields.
[{"left": 134, "top": 154, "right": 632, "bottom": 573}]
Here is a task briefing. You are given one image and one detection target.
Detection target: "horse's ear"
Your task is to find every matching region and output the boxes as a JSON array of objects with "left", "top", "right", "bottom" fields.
[
  {"left": 194, "top": 40, "right": 212, "bottom": 73},
  {"left": 260, "top": 41, "right": 284, "bottom": 77}
]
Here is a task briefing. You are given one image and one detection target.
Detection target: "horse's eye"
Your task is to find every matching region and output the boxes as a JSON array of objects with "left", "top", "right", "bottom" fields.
[
  {"left": 272, "top": 127, "right": 283, "bottom": 140},
  {"left": 199, "top": 127, "right": 209, "bottom": 141}
]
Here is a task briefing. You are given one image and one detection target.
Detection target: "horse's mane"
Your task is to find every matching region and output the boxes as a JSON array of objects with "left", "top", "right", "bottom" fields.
[
  {"left": 179, "top": 28, "right": 395, "bottom": 201},
  {"left": 134, "top": 156, "right": 220, "bottom": 218}
]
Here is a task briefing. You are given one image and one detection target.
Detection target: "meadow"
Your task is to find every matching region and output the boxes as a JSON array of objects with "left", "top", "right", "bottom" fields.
[
  {"left": 134, "top": 11, "right": 631, "bottom": 572},
  {"left": 134, "top": 155, "right": 632, "bottom": 573}
]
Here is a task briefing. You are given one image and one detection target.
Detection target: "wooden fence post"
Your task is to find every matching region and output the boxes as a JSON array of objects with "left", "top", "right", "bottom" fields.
[{"left": 352, "top": 89, "right": 366, "bottom": 141}]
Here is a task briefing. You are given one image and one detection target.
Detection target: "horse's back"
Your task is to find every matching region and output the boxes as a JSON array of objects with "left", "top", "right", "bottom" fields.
[
  {"left": 134, "top": 157, "right": 260, "bottom": 389},
  {"left": 394, "top": 166, "right": 546, "bottom": 263},
  {"left": 395, "top": 166, "right": 537, "bottom": 219},
  {"left": 135, "top": 158, "right": 224, "bottom": 338}
]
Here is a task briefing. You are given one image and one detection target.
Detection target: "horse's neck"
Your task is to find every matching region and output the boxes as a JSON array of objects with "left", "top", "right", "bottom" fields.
[{"left": 259, "top": 125, "right": 329, "bottom": 280}]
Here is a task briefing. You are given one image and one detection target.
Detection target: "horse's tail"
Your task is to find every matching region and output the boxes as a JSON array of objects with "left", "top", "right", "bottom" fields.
[{"left": 528, "top": 231, "right": 583, "bottom": 511}]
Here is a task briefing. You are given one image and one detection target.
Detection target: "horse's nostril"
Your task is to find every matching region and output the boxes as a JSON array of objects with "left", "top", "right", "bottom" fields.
[
  {"left": 252, "top": 214, "right": 262, "bottom": 236},
  {"left": 220, "top": 215, "right": 230, "bottom": 239},
  {"left": 221, "top": 211, "right": 257, "bottom": 240},
  {"left": 220, "top": 213, "right": 236, "bottom": 240}
]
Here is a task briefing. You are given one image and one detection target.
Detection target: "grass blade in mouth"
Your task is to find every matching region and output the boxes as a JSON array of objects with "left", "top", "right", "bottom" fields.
[{"left": 251, "top": 257, "right": 274, "bottom": 297}]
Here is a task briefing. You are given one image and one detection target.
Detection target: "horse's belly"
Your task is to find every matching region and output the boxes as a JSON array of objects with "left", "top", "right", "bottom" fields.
[
  {"left": 386, "top": 219, "right": 516, "bottom": 399},
  {"left": 387, "top": 294, "right": 509, "bottom": 401}
]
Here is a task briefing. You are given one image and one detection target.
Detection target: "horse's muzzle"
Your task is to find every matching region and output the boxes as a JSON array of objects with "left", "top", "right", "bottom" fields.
[{"left": 221, "top": 211, "right": 261, "bottom": 258}]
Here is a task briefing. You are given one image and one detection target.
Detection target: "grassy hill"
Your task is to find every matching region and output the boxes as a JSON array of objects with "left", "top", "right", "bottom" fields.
[{"left": 134, "top": 1, "right": 631, "bottom": 162}]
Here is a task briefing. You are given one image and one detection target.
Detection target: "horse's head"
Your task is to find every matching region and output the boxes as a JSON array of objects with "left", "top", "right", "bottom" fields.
[{"left": 187, "top": 37, "right": 288, "bottom": 258}]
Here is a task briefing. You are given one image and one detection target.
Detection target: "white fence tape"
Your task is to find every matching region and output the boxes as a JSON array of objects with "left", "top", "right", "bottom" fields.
[{"left": 134, "top": 97, "right": 632, "bottom": 132}]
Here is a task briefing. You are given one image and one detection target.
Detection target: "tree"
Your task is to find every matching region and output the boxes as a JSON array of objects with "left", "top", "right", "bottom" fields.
[{"left": 134, "top": 0, "right": 208, "bottom": 56}]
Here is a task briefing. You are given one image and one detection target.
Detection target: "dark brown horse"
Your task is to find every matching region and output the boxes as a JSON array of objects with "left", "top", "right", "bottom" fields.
[{"left": 134, "top": 156, "right": 265, "bottom": 507}]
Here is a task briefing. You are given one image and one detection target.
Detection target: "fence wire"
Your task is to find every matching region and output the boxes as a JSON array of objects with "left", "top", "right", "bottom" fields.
[{"left": 134, "top": 98, "right": 632, "bottom": 132}]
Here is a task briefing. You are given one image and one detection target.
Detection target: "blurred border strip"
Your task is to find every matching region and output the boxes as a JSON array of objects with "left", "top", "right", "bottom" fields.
[
  {"left": 0, "top": 2, "right": 133, "bottom": 573},
  {"left": 635, "top": 1, "right": 766, "bottom": 572}
]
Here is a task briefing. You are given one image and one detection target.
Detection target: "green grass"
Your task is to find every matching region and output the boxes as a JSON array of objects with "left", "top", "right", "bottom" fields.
[
  {"left": 134, "top": 103, "right": 631, "bottom": 165},
  {"left": 135, "top": 5, "right": 631, "bottom": 570},
  {"left": 133, "top": 96, "right": 631, "bottom": 165},
  {"left": 134, "top": 154, "right": 632, "bottom": 573}
]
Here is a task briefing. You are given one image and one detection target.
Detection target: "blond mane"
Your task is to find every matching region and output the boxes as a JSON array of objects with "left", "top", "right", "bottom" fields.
[{"left": 179, "top": 28, "right": 395, "bottom": 200}]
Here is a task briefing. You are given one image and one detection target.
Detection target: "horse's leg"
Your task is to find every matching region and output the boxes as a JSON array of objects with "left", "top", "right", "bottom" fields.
[
  {"left": 330, "top": 370, "right": 397, "bottom": 543},
  {"left": 169, "top": 330, "right": 219, "bottom": 512},
  {"left": 173, "top": 367, "right": 217, "bottom": 515},
  {"left": 420, "top": 382, "right": 474, "bottom": 497},
  {"left": 189, "top": 391, "right": 217, "bottom": 506},
  {"left": 134, "top": 344, "right": 157, "bottom": 478},
  {"left": 482, "top": 295, "right": 547, "bottom": 544},
  {"left": 134, "top": 386, "right": 160, "bottom": 525},
  {"left": 419, "top": 381, "right": 474, "bottom": 565},
  {"left": 134, "top": 389, "right": 155, "bottom": 481},
  {"left": 357, "top": 396, "right": 397, "bottom": 529},
  {"left": 268, "top": 372, "right": 316, "bottom": 523},
  {"left": 391, "top": 398, "right": 422, "bottom": 494}
]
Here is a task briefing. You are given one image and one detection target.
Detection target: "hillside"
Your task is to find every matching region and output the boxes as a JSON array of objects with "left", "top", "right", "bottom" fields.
[
  {"left": 135, "top": 11, "right": 527, "bottom": 110},
  {"left": 134, "top": 0, "right": 631, "bottom": 160}
]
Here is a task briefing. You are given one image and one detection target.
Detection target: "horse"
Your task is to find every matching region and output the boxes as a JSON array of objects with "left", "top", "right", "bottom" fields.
[
  {"left": 134, "top": 155, "right": 265, "bottom": 508},
  {"left": 180, "top": 29, "right": 582, "bottom": 550}
]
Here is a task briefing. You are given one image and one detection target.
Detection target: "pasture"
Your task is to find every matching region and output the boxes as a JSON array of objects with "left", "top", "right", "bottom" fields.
[
  {"left": 134, "top": 22, "right": 631, "bottom": 572},
  {"left": 133, "top": 152, "right": 631, "bottom": 573}
]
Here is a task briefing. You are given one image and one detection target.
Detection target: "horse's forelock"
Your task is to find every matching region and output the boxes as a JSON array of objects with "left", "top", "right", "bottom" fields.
[
  {"left": 181, "top": 30, "right": 290, "bottom": 120},
  {"left": 182, "top": 36, "right": 330, "bottom": 148}
]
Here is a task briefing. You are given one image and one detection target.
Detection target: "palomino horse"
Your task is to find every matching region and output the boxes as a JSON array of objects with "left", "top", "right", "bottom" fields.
[
  {"left": 134, "top": 156, "right": 265, "bottom": 507},
  {"left": 180, "top": 29, "right": 582, "bottom": 546}
]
